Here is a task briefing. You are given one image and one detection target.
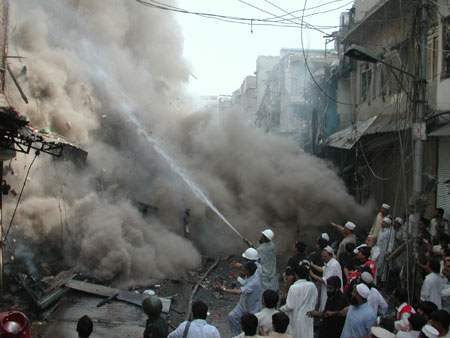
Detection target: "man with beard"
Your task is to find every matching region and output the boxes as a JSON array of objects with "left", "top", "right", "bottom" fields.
[
  {"left": 246, "top": 229, "right": 278, "bottom": 292},
  {"left": 310, "top": 246, "right": 343, "bottom": 312},
  {"left": 307, "top": 276, "right": 348, "bottom": 338},
  {"left": 431, "top": 208, "right": 449, "bottom": 244},
  {"left": 280, "top": 264, "right": 317, "bottom": 338},
  {"left": 340, "top": 284, "right": 376, "bottom": 338},
  {"left": 330, "top": 221, "right": 357, "bottom": 257},
  {"left": 370, "top": 203, "right": 391, "bottom": 238},
  {"left": 359, "top": 271, "right": 388, "bottom": 315},
  {"left": 376, "top": 217, "right": 395, "bottom": 287}
]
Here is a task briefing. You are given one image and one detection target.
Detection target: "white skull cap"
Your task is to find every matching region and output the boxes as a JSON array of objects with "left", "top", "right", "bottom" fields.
[
  {"left": 361, "top": 271, "right": 373, "bottom": 284},
  {"left": 324, "top": 246, "right": 334, "bottom": 255},
  {"left": 345, "top": 221, "right": 356, "bottom": 231},
  {"left": 356, "top": 283, "right": 371, "bottom": 298},
  {"left": 371, "top": 327, "right": 395, "bottom": 338},
  {"left": 421, "top": 325, "right": 439, "bottom": 338}
]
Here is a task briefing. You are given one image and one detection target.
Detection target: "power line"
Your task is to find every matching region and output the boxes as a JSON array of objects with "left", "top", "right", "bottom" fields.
[
  {"left": 136, "top": 0, "right": 339, "bottom": 30},
  {"left": 299, "top": 0, "right": 354, "bottom": 106}
]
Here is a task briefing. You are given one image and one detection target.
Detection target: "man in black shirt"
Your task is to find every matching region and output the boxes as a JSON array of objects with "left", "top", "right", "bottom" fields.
[
  {"left": 281, "top": 240, "right": 306, "bottom": 304},
  {"left": 307, "top": 275, "right": 348, "bottom": 338}
]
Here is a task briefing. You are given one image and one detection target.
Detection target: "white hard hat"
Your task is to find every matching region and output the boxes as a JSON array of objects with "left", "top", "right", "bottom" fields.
[
  {"left": 261, "top": 229, "right": 274, "bottom": 241},
  {"left": 242, "top": 248, "right": 259, "bottom": 261}
]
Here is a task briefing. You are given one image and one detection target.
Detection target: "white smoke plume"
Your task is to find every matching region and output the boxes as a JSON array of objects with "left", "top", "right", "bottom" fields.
[{"left": 3, "top": 0, "right": 372, "bottom": 287}]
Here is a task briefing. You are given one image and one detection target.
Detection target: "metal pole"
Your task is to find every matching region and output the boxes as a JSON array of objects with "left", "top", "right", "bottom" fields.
[
  {"left": 0, "top": 160, "right": 3, "bottom": 291},
  {"left": 411, "top": 0, "right": 428, "bottom": 301}
]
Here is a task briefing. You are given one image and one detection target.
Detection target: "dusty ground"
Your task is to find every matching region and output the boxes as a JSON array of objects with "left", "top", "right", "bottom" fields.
[{"left": 1, "top": 255, "right": 282, "bottom": 338}]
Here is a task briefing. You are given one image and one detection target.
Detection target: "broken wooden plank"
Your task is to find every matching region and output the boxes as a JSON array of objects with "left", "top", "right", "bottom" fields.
[
  {"left": 38, "top": 286, "right": 69, "bottom": 310},
  {"left": 65, "top": 280, "right": 171, "bottom": 313}
]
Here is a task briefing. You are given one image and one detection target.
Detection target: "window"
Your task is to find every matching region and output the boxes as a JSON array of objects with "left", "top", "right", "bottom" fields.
[
  {"left": 373, "top": 64, "right": 381, "bottom": 99},
  {"left": 442, "top": 17, "right": 450, "bottom": 80},
  {"left": 360, "top": 63, "right": 372, "bottom": 103},
  {"left": 427, "top": 27, "right": 439, "bottom": 80}
]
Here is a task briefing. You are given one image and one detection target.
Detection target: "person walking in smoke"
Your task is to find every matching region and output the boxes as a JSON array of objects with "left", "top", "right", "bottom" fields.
[
  {"left": 217, "top": 261, "right": 262, "bottom": 336},
  {"left": 244, "top": 229, "right": 278, "bottom": 292}
]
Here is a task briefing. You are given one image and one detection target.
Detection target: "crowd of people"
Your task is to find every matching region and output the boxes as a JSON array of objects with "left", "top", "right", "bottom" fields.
[
  {"left": 139, "top": 203, "right": 450, "bottom": 338},
  {"left": 213, "top": 203, "right": 450, "bottom": 338}
]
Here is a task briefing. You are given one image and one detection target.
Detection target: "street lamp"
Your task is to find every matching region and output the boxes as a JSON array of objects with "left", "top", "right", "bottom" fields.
[{"left": 344, "top": 44, "right": 416, "bottom": 79}]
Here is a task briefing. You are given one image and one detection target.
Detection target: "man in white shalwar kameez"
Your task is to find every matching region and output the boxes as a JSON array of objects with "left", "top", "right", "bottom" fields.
[
  {"left": 256, "top": 229, "right": 279, "bottom": 292},
  {"left": 281, "top": 264, "right": 317, "bottom": 338},
  {"left": 310, "top": 246, "right": 343, "bottom": 312},
  {"left": 369, "top": 203, "right": 391, "bottom": 238},
  {"left": 376, "top": 217, "right": 395, "bottom": 284},
  {"left": 420, "top": 258, "right": 444, "bottom": 309}
]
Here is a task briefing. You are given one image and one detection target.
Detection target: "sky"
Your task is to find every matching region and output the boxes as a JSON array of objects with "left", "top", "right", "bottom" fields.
[{"left": 167, "top": 0, "right": 354, "bottom": 96}]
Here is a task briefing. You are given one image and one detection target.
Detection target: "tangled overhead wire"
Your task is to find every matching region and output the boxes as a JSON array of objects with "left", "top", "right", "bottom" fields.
[{"left": 135, "top": 0, "right": 348, "bottom": 32}]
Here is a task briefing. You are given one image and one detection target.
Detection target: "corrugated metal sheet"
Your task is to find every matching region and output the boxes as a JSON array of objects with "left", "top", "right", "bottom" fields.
[
  {"left": 326, "top": 116, "right": 377, "bottom": 149},
  {"left": 326, "top": 114, "right": 411, "bottom": 149},
  {"left": 437, "top": 138, "right": 450, "bottom": 220},
  {"left": 430, "top": 123, "right": 450, "bottom": 136}
]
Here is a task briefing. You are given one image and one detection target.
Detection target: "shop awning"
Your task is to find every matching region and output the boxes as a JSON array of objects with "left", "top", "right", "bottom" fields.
[
  {"left": 429, "top": 123, "right": 450, "bottom": 136},
  {"left": 326, "top": 114, "right": 412, "bottom": 149}
]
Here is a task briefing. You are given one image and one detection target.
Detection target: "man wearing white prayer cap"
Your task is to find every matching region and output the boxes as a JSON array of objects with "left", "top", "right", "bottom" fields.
[
  {"left": 320, "top": 233, "right": 330, "bottom": 242},
  {"left": 340, "top": 283, "right": 376, "bottom": 338},
  {"left": 371, "top": 326, "right": 395, "bottom": 338},
  {"left": 359, "top": 272, "right": 388, "bottom": 315},
  {"left": 309, "top": 245, "right": 343, "bottom": 312},
  {"left": 421, "top": 324, "right": 439, "bottom": 338},
  {"left": 330, "top": 221, "right": 357, "bottom": 257},
  {"left": 376, "top": 217, "right": 395, "bottom": 286},
  {"left": 370, "top": 203, "right": 391, "bottom": 238}
]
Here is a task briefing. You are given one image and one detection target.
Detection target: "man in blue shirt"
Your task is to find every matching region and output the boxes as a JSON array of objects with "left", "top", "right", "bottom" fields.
[
  {"left": 340, "top": 283, "right": 376, "bottom": 338},
  {"left": 168, "top": 301, "right": 220, "bottom": 338},
  {"left": 217, "top": 261, "right": 262, "bottom": 336}
]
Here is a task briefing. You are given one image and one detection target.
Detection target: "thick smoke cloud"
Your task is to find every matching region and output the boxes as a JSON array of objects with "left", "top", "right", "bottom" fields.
[{"left": 4, "top": 0, "right": 372, "bottom": 287}]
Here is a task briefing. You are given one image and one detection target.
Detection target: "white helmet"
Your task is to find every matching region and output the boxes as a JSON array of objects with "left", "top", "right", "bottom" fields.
[
  {"left": 242, "top": 248, "right": 259, "bottom": 261},
  {"left": 261, "top": 229, "right": 274, "bottom": 241}
]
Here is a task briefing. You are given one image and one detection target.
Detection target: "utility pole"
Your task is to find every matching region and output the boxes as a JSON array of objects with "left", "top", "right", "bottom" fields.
[
  {"left": 411, "top": 0, "right": 428, "bottom": 297},
  {"left": 0, "top": 0, "right": 9, "bottom": 291}
]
